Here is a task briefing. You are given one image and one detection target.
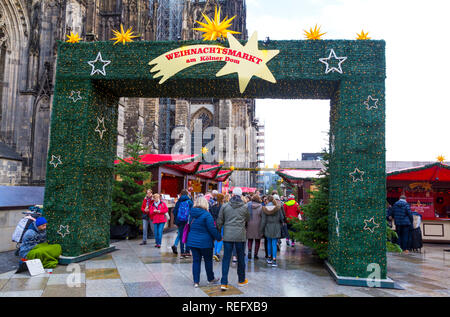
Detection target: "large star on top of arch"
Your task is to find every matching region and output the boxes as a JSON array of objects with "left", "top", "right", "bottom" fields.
[{"left": 215, "top": 32, "right": 279, "bottom": 93}]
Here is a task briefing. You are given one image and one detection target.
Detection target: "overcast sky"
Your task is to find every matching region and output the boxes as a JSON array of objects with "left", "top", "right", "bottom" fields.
[{"left": 246, "top": 0, "right": 450, "bottom": 166}]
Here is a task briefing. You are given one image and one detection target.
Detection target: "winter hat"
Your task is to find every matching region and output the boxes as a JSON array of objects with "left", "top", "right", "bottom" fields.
[
  {"left": 232, "top": 187, "right": 243, "bottom": 196},
  {"left": 288, "top": 194, "right": 295, "bottom": 199},
  {"left": 35, "top": 217, "right": 47, "bottom": 227},
  {"left": 273, "top": 194, "right": 281, "bottom": 201}
]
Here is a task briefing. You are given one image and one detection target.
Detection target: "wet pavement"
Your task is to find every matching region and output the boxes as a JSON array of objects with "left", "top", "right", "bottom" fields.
[{"left": 0, "top": 231, "right": 448, "bottom": 297}]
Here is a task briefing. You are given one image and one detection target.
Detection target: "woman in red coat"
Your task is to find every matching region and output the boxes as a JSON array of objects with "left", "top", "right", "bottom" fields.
[
  {"left": 283, "top": 194, "right": 302, "bottom": 247},
  {"left": 149, "top": 194, "right": 168, "bottom": 248}
]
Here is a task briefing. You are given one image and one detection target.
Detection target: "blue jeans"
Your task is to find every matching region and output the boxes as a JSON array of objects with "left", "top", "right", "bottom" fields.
[
  {"left": 190, "top": 247, "right": 215, "bottom": 284},
  {"left": 267, "top": 238, "right": 278, "bottom": 259},
  {"left": 221, "top": 242, "right": 246, "bottom": 285},
  {"left": 176, "top": 223, "right": 190, "bottom": 253},
  {"left": 154, "top": 223, "right": 165, "bottom": 245},
  {"left": 396, "top": 225, "right": 410, "bottom": 251},
  {"left": 143, "top": 219, "right": 149, "bottom": 242},
  {"left": 214, "top": 228, "right": 224, "bottom": 255}
]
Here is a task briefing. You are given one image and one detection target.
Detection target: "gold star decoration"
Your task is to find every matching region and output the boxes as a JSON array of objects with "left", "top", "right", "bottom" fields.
[
  {"left": 201, "top": 147, "right": 209, "bottom": 154},
  {"left": 66, "top": 32, "right": 81, "bottom": 43},
  {"left": 230, "top": 166, "right": 235, "bottom": 171},
  {"left": 216, "top": 32, "right": 279, "bottom": 93},
  {"left": 356, "top": 30, "right": 371, "bottom": 40},
  {"left": 304, "top": 24, "right": 326, "bottom": 40},
  {"left": 110, "top": 24, "right": 139, "bottom": 45},
  {"left": 219, "top": 160, "right": 224, "bottom": 165},
  {"left": 194, "top": 6, "right": 241, "bottom": 41},
  {"left": 437, "top": 155, "right": 445, "bottom": 163}
]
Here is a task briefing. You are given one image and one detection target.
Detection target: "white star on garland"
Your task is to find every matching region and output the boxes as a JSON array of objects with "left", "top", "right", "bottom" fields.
[
  {"left": 363, "top": 217, "right": 380, "bottom": 233},
  {"left": 69, "top": 90, "right": 82, "bottom": 102},
  {"left": 319, "top": 49, "right": 347, "bottom": 74},
  {"left": 364, "top": 95, "right": 379, "bottom": 110},
  {"left": 95, "top": 117, "right": 107, "bottom": 139},
  {"left": 49, "top": 155, "right": 62, "bottom": 168},
  {"left": 335, "top": 210, "right": 340, "bottom": 237},
  {"left": 57, "top": 225, "right": 70, "bottom": 238},
  {"left": 349, "top": 168, "right": 365, "bottom": 182},
  {"left": 87, "top": 52, "right": 111, "bottom": 76}
]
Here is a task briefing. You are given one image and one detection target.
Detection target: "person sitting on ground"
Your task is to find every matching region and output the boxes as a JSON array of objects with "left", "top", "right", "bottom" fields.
[{"left": 19, "top": 217, "right": 62, "bottom": 269}]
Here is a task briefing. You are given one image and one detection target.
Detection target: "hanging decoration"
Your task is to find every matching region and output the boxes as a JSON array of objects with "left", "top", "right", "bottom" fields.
[
  {"left": 66, "top": 32, "right": 81, "bottom": 43},
  {"left": 68, "top": 90, "right": 82, "bottom": 102},
  {"left": 49, "top": 155, "right": 62, "bottom": 168},
  {"left": 349, "top": 168, "right": 365, "bottom": 182},
  {"left": 364, "top": 95, "right": 379, "bottom": 110},
  {"left": 304, "top": 24, "right": 326, "bottom": 40},
  {"left": 194, "top": 6, "right": 241, "bottom": 41},
  {"left": 149, "top": 31, "right": 279, "bottom": 93},
  {"left": 87, "top": 52, "right": 111, "bottom": 76},
  {"left": 356, "top": 30, "right": 371, "bottom": 40},
  {"left": 319, "top": 49, "right": 347, "bottom": 74},
  {"left": 363, "top": 217, "right": 380, "bottom": 233},
  {"left": 94, "top": 117, "right": 107, "bottom": 140},
  {"left": 110, "top": 24, "right": 140, "bottom": 45}
]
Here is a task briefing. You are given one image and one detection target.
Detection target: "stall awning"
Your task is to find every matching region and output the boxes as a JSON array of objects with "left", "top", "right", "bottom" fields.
[
  {"left": 115, "top": 154, "right": 199, "bottom": 167},
  {"left": 230, "top": 186, "right": 257, "bottom": 193},
  {"left": 387, "top": 162, "right": 450, "bottom": 182},
  {"left": 276, "top": 169, "right": 323, "bottom": 185},
  {"left": 215, "top": 169, "right": 233, "bottom": 182},
  {"left": 195, "top": 164, "right": 222, "bottom": 179}
]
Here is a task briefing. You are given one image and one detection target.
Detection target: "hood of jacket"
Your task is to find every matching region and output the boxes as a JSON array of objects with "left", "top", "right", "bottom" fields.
[
  {"left": 284, "top": 199, "right": 296, "bottom": 207},
  {"left": 251, "top": 202, "right": 262, "bottom": 209},
  {"left": 229, "top": 195, "right": 245, "bottom": 209},
  {"left": 262, "top": 202, "right": 281, "bottom": 215},
  {"left": 178, "top": 194, "right": 191, "bottom": 203},
  {"left": 190, "top": 207, "right": 208, "bottom": 219},
  {"left": 394, "top": 199, "right": 409, "bottom": 208}
]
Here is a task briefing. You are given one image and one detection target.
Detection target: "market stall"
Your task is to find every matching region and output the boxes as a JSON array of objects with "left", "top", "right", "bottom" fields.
[
  {"left": 387, "top": 162, "right": 450, "bottom": 243},
  {"left": 276, "top": 169, "right": 322, "bottom": 204}
]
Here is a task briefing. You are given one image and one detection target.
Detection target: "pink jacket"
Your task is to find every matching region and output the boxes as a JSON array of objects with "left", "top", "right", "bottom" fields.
[{"left": 149, "top": 201, "right": 168, "bottom": 224}]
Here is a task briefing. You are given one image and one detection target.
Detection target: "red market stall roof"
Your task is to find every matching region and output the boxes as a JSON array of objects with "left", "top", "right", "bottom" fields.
[
  {"left": 114, "top": 154, "right": 199, "bottom": 167},
  {"left": 194, "top": 164, "right": 222, "bottom": 179},
  {"left": 215, "top": 169, "right": 233, "bottom": 182},
  {"left": 387, "top": 162, "right": 450, "bottom": 182},
  {"left": 276, "top": 169, "right": 323, "bottom": 185},
  {"left": 230, "top": 186, "right": 257, "bottom": 193},
  {"left": 115, "top": 154, "right": 233, "bottom": 181}
]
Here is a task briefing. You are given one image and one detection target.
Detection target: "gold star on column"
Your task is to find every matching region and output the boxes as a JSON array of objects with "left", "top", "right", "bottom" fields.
[{"left": 215, "top": 32, "right": 279, "bottom": 93}]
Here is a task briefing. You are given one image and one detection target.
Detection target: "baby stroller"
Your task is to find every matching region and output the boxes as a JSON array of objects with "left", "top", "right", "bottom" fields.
[
  {"left": 408, "top": 212, "right": 423, "bottom": 253},
  {"left": 12, "top": 206, "right": 43, "bottom": 256}
]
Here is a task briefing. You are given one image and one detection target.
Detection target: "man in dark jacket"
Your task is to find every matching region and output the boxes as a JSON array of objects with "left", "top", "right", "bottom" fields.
[
  {"left": 172, "top": 189, "right": 193, "bottom": 257},
  {"left": 388, "top": 195, "right": 413, "bottom": 253},
  {"left": 217, "top": 187, "right": 250, "bottom": 290}
]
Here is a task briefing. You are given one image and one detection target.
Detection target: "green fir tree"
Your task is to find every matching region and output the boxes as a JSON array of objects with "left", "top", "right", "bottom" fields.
[
  {"left": 111, "top": 134, "right": 155, "bottom": 227},
  {"left": 291, "top": 151, "right": 329, "bottom": 260}
]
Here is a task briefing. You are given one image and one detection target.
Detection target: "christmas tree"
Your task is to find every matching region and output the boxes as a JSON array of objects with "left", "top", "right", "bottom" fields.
[
  {"left": 112, "top": 134, "right": 154, "bottom": 227},
  {"left": 290, "top": 151, "right": 329, "bottom": 260}
]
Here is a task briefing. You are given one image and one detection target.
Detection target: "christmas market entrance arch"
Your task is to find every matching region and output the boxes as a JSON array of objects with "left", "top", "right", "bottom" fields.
[{"left": 45, "top": 37, "right": 390, "bottom": 287}]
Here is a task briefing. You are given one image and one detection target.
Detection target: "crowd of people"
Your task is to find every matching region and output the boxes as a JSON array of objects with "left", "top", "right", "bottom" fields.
[{"left": 140, "top": 187, "right": 303, "bottom": 290}]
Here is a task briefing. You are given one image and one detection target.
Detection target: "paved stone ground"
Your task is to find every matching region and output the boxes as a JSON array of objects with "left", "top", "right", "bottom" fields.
[{"left": 0, "top": 231, "right": 448, "bottom": 297}]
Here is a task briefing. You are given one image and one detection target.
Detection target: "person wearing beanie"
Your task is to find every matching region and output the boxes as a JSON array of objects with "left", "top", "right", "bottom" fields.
[
  {"left": 19, "top": 217, "right": 62, "bottom": 269},
  {"left": 217, "top": 186, "right": 250, "bottom": 290},
  {"left": 283, "top": 194, "right": 302, "bottom": 247}
]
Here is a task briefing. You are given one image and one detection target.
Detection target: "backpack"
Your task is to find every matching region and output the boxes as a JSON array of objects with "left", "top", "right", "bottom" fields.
[
  {"left": 177, "top": 200, "right": 190, "bottom": 222},
  {"left": 12, "top": 217, "right": 35, "bottom": 243}
]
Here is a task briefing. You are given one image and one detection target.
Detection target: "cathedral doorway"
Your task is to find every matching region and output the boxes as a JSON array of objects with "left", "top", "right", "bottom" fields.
[{"left": 44, "top": 37, "right": 388, "bottom": 286}]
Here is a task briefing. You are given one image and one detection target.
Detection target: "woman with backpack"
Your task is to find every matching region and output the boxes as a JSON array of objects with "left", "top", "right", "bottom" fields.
[
  {"left": 260, "top": 195, "right": 284, "bottom": 267},
  {"left": 149, "top": 194, "right": 169, "bottom": 248},
  {"left": 186, "top": 196, "right": 222, "bottom": 288},
  {"left": 172, "top": 189, "right": 193, "bottom": 258}
]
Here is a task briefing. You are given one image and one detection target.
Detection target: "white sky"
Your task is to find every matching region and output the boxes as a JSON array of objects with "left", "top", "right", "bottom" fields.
[{"left": 247, "top": 0, "right": 450, "bottom": 166}]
